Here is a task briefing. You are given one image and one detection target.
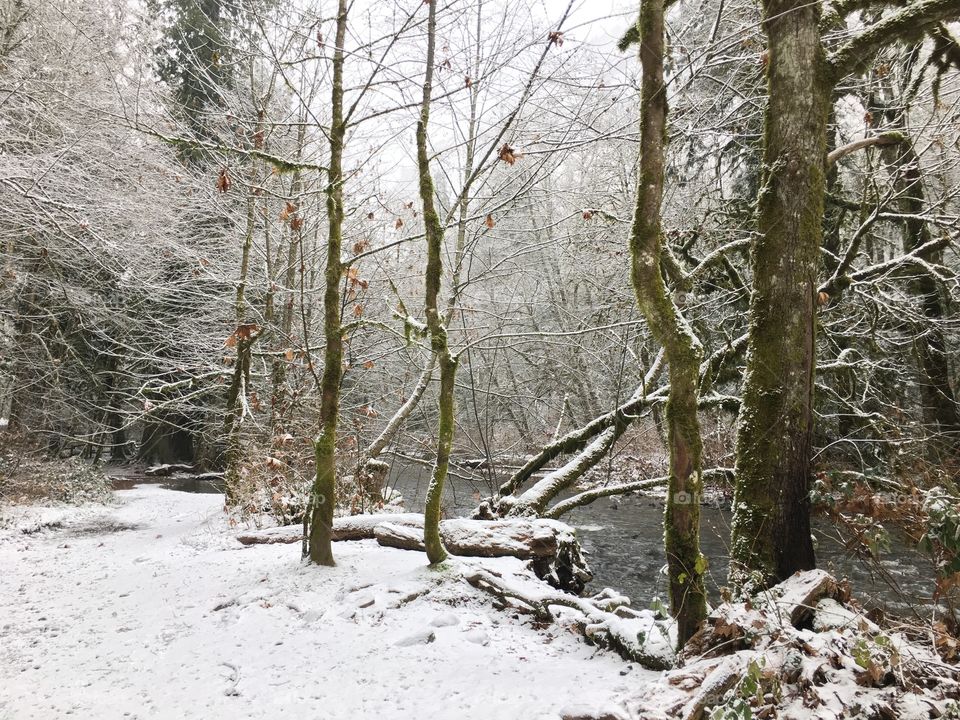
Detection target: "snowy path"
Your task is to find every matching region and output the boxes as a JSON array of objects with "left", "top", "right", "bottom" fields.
[{"left": 0, "top": 487, "right": 647, "bottom": 720}]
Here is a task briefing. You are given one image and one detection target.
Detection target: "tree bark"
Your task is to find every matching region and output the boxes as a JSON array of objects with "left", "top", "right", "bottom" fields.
[
  {"left": 728, "top": 0, "right": 829, "bottom": 590},
  {"left": 417, "top": 0, "right": 457, "bottom": 566},
  {"left": 307, "top": 0, "right": 348, "bottom": 567},
  {"left": 628, "top": 0, "right": 707, "bottom": 645}
]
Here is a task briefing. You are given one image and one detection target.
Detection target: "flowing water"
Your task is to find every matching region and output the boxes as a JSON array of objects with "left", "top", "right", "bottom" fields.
[{"left": 382, "top": 461, "right": 937, "bottom": 615}]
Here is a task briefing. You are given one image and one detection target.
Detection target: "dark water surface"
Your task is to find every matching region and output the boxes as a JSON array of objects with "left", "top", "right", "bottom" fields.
[{"left": 383, "top": 461, "right": 936, "bottom": 614}]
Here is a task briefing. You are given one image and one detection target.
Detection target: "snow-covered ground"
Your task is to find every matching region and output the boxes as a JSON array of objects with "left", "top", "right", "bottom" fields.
[{"left": 0, "top": 486, "right": 651, "bottom": 720}]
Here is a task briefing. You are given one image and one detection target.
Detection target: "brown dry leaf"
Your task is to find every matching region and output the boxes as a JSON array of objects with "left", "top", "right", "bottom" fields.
[
  {"left": 548, "top": 31, "right": 563, "bottom": 46},
  {"left": 353, "top": 304, "right": 364, "bottom": 317},
  {"left": 582, "top": 210, "right": 593, "bottom": 220},
  {"left": 498, "top": 143, "right": 517, "bottom": 165},
  {"left": 465, "top": 75, "right": 472, "bottom": 88},
  {"left": 353, "top": 239, "right": 370, "bottom": 254},
  {"left": 215, "top": 168, "right": 232, "bottom": 193},
  {"left": 367, "top": 212, "right": 375, "bottom": 220},
  {"left": 284, "top": 348, "right": 295, "bottom": 361},
  {"left": 485, "top": 214, "right": 495, "bottom": 229},
  {"left": 363, "top": 359, "right": 375, "bottom": 369},
  {"left": 279, "top": 201, "right": 296, "bottom": 222},
  {"left": 395, "top": 217, "right": 404, "bottom": 230},
  {"left": 235, "top": 323, "right": 260, "bottom": 340},
  {"left": 817, "top": 291, "right": 830, "bottom": 306},
  {"left": 290, "top": 216, "right": 304, "bottom": 231},
  {"left": 224, "top": 334, "right": 238, "bottom": 348}
]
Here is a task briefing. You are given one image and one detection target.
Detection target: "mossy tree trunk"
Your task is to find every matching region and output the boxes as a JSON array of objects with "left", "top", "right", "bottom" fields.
[
  {"left": 307, "top": 0, "right": 347, "bottom": 567},
  {"left": 628, "top": 0, "right": 706, "bottom": 645},
  {"left": 728, "top": 0, "right": 960, "bottom": 591},
  {"left": 417, "top": 0, "right": 457, "bottom": 566},
  {"left": 728, "top": 0, "right": 829, "bottom": 590}
]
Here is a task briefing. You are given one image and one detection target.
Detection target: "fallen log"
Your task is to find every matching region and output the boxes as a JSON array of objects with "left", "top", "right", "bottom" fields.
[
  {"left": 145, "top": 463, "right": 197, "bottom": 477},
  {"left": 237, "top": 513, "right": 592, "bottom": 592},
  {"left": 373, "top": 517, "right": 567, "bottom": 558},
  {"left": 235, "top": 513, "right": 423, "bottom": 545},
  {"left": 237, "top": 514, "right": 571, "bottom": 558},
  {"left": 464, "top": 565, "right": 674, "bottom": 670},
  {"left": 754, "top": 567, "right": 837, "bottom": 628}
]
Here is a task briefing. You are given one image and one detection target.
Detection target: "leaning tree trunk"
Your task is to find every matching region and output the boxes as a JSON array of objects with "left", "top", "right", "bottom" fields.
[
  {"left": 306, "top": 0, "right": 348, "bottom": 567},
  {"left": 728, "top": 0, "right": 828, "bottom": 591},
  {"left": 417, "top": 0, "right": 457, "bottom": 566},
  {"left": 627, "top": 0, "right": 706, "bottom": 645}
]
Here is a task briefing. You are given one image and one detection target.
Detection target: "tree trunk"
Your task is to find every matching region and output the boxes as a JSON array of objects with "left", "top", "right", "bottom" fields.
[
  {"left": 728, "top": 0, "right": 829, "bottom": 590},
  {"left": 417, "top": 0, "right": 457, "bottom": 566},
  {"left": 307, "top": 0, "right": 348, "bottom": 567},
  {"left": 628, "top": 0, "right": 706, "bottom": 645},
  {"left": 223, "top": 156, "right": 259, "bottom": 504}
]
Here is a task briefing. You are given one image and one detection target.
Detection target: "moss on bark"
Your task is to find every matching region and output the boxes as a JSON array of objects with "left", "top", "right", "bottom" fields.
[
  {"left": 728, "top": 0, "right": 830, "bottom": 590},
  {"left": 307, "top": 0, "right": 348, "bottom": 567},
  {"left": 628, "top": 0, "right": 706, "bottom": 646},
  {"left": 417, "top": 0, "right": 456, "bottom": 566}
]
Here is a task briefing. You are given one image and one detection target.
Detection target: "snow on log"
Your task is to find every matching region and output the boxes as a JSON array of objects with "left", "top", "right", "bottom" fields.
[
  {"left": 753, "top": 568, "right": 837, "bottom": 627},
  {"left": 372, "top": 517, "right": 569, "bottom": 558},
  {"left": 330, "top": 513, "right": 423, "bottom": 541},
  {"left": 373, "top": 522, "right": 425, "bottom": 551},
  {"left": 682, "top": 569, "right": 839, "bottom": 659},
  {"left": 235, "top": 525, "right": 302, "bottom": 545},
  {"left": 237, "top": 514, "right": 575, "bottom": 560},
  {"left": 235, "top": 513, "right": 423, "bottom": 546},
  {"left": 145, "top": 463, "right": 197, "bottom": 477},
  {"left": 440, "top": 518, "right": 566, "bottom": 557},
  {"left": 464, "top": 565, "right": 675, "bottom": 670}
]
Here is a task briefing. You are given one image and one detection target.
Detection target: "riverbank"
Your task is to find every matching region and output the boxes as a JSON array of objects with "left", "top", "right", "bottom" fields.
[{"left": 0, "top": 485, "right": 649, "bottom": 720}]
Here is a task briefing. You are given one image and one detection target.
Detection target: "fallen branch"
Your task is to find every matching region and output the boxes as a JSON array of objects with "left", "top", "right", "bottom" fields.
[{"left": 464, "top": 565, "right": 675, "bottom": 670}]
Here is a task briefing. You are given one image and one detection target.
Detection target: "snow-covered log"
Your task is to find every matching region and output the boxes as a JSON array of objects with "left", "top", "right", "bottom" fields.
[
  {"left": 236, "top": 513, "right": 423, "bottom": 545},
  {"left": 237, "top": 513, "right": 592, "bottom": 593},
  {"left": 372, "top": 517, "right": 571, "bottom": 558},
  {"left": 754, "top": 567, "right": 837, "bottom": 627},
  {"left": 464, "top": 565, "right": 675, "bottom": 670},
  {"left": 145, "top": 463, "right": 197, "bottom": 477}
]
